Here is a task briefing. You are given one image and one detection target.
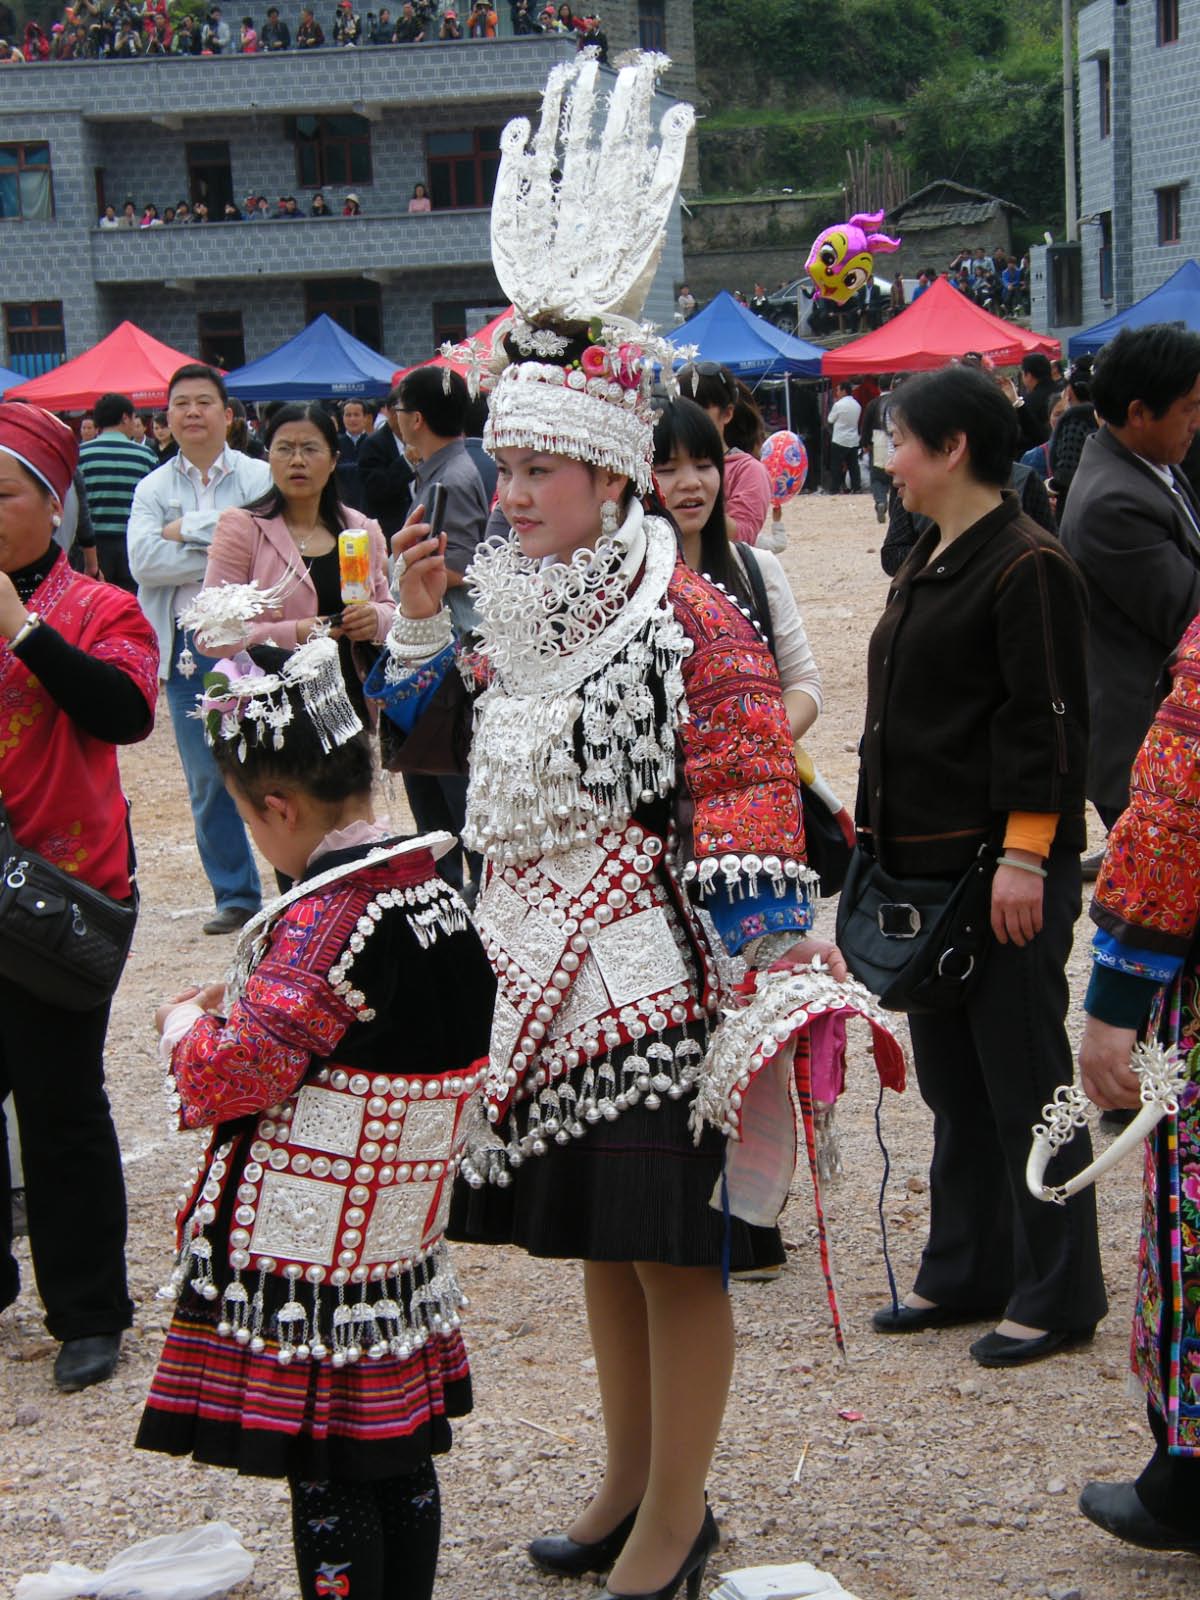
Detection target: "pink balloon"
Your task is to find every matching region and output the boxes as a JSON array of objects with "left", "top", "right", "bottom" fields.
[{"left": 760, "top": 430, "right": 808, "bottom": 506}]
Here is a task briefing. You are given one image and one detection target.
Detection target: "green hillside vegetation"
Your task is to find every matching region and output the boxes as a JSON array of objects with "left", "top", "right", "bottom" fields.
[{"left": 695, "top": 0, "right": 1066, "bottom": 236}]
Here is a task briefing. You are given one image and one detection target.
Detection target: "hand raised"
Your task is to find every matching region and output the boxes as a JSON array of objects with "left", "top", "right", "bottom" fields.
[{"left": 391, "top": 502, "right": 448, "bottom": 620}]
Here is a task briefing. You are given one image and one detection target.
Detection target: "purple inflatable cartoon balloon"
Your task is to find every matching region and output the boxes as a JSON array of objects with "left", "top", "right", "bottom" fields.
[{"left": 805, "top": 210, "right": 902, "bottom": 305}]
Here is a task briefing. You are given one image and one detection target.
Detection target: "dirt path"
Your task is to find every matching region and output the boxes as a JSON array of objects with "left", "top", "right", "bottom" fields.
[{"left": 2, "top": 494, "right": 1189, "bottom": 1600}]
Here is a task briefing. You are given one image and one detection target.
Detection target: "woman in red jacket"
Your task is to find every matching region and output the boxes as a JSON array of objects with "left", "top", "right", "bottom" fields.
[{"left": 0, "top": 402, "right": 158, "bottom": 1393}]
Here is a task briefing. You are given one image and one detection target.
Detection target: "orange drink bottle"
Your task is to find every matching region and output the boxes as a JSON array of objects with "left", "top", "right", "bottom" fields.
[{"left": 338, "top": 529, "right": 371, "bottom": 604}]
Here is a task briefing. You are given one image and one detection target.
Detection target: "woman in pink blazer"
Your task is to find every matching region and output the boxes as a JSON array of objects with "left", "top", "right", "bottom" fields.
[{"left": 205, "top": 400, "right": 395, "bottom": 650}]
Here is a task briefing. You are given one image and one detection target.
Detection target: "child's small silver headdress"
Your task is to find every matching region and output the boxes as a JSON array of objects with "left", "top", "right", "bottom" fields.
[{"left": 183, "top": 585, "right": 363, "bottom": 760}]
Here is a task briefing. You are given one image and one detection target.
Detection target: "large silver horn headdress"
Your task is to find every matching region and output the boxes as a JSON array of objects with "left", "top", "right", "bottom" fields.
[
  {"left": 1026, "top": 1042, "right": 1189, "bottom": 1205},
  {"left": 482, "top": 52, "right": 696, "bottom": 493},
  {"left": 489, "top": 53, "right": 694, "bottom": 326}
]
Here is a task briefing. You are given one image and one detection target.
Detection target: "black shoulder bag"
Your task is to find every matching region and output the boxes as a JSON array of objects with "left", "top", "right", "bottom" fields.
[
  {"left": 834, "top": 840, "right": 998, "bottom": 1013},
  {"left": 0, "top": 799, "right": 139, "bottom": 1010},
  {"left": 737, "top": 544, "right": 853, "bottom": 896}
]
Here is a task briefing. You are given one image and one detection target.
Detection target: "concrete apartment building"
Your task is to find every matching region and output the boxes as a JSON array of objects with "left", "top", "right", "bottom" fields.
[
  {"left": 1072, "top": 0, "right": 1200, "bottom": 327},
  {"left": 0, "top": 6, "right": 696, "bottom": 379}
]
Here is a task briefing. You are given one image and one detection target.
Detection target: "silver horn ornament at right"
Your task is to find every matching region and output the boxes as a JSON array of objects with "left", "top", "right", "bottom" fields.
[{"left": 1026, "top": 1041, "right": 1190, "bottom": 1205}]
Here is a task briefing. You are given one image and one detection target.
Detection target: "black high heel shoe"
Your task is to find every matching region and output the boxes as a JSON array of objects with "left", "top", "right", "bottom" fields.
[
  {"left": 528, "top": 1504, "right": 639, "bottom": 1576},
  {"left": 599, "top": 1506, "right": 719, "bottom": 1600}
]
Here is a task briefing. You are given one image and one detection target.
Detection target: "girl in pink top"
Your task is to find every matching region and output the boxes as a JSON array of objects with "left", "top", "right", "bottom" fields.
[{"left": 678, "top": 362, "right": 772, "bottom": 545}]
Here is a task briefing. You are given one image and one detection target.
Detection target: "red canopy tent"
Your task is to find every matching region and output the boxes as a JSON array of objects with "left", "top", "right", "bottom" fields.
[
  {"left": 821, "top": 278, "right": 1059, "bottom": 377},
  {"left": 5, "top": 321, "right": 205, "bottom": 411},
  {"left": 392, "top": 307, "right": 513, "bottom": 384}
]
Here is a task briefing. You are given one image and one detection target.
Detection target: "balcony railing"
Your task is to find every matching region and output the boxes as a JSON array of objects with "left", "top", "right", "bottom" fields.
[
  {"left": 89, "top": 206, "right": 495, "bottom": 285},
  {"left": 0, "top": 37, "right": 576, "bottom": 118}
]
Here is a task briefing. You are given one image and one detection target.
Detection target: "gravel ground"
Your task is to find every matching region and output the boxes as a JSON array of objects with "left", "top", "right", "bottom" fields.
[{"left": 3, "top": 493, "right": 1193, "bottom": 1600}]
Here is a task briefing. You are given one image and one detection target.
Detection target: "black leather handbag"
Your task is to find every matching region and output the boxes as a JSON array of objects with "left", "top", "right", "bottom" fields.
[
  {"left": 0, "top": 802, "right": 139, "bottom": 1010},
  {"left": 834, "top": 842, "right": 997, "bottom": 1013}
]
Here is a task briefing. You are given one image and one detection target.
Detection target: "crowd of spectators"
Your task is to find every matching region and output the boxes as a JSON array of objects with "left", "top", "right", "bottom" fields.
[
  {"left": 0, "top": 0, "right": 607, "bottom": 58},
  {"left": 935, "top": 246, "right": 1031, "bottom": 316},
  {"left": 95, "top": 189, "right": 390, "bottom": 226}
]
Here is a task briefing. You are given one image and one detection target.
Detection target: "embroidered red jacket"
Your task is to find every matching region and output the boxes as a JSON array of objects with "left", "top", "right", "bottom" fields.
[{"left": 0, "top": 556, "right": 158, "bottom": 899}]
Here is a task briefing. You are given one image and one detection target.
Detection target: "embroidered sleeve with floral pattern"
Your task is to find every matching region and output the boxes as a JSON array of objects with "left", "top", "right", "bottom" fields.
[
  {"left": 1092, "top": 613, "right": 1200, "bottom": 958},
  {"left": 167, "top": 901, "right": 363, "bottom": 1129}
]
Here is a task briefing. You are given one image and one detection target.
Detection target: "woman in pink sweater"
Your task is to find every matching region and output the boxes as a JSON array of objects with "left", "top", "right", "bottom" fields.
[
  {"left": 204, "top": 401, "right": 394, "bottom": 651},
  {"left": 678, "top": 362, "right": 772, "bottom": 546}
]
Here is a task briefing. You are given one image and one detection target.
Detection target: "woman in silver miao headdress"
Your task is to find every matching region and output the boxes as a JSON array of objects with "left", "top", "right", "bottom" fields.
[{"left": 369, "top": 54, "right": 905, "bottom": 1600}]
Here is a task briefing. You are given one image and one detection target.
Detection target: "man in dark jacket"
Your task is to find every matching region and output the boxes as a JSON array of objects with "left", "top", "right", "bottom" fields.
[
  {"left": 358, "top": 389, "right": 415, "bottom": 536},
  {"left": 334, "top": 398, "right": 372, "bottom": 512},
  {"left": 260, "top": 5, "right": 290, "bottom": 46},
  {"left": 1014, "top": 352, "right": 1058, "bottom": 452},
  {"left": 1059, "top": 322, "right": 1200, "bottom": 832}
]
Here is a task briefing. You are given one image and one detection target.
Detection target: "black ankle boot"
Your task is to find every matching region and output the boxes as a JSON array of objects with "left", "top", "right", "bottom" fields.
[
  {"left": 529, "top": 1504, "right": 639, "bottom": 1576},
  {"left": 600, "top": 1506, "right": 719, "bottom": 1600}
]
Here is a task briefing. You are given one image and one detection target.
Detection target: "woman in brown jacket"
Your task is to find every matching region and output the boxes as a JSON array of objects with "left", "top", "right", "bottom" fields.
[{"left": 862, "top": 365, "right": 1107, "bottom": 1367}]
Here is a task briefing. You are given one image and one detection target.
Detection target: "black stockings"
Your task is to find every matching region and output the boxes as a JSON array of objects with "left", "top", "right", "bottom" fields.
[{"left": 288, "top": 1459, "right": 441, "bottom": 1600}]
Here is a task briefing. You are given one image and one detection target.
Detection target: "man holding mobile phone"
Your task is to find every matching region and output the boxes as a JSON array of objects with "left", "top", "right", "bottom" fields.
[{"left": 389, "top": 367, "right": 489, "bottom": 899}]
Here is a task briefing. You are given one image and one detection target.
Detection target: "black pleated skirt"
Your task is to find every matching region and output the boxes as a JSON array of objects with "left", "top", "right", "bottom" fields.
[{"left": 448, "top": 1087, "right": 784, "bottom": 1271}]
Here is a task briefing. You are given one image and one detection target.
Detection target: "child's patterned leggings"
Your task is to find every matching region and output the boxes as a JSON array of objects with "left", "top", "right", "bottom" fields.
[{"left": 288, "top": 1458, "right": 440, "bottom": 1600}]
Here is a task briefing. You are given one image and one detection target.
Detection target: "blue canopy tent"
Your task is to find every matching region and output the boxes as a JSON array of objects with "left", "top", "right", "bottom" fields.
[
  {"left": 664, "top": 291, "right": 824, "bottom": 429},
  {"left": 0, "top": 364, "right": 27, "bottom": 397},
  {"left": 223, "top": 315, "right": 399, "bottom": 402},
  {"left": 1068, "top": 260, "right": 1200, "bottom": 357}
]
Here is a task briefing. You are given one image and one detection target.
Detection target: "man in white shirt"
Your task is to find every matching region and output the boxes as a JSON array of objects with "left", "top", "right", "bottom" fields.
[
  {"left": 127, "top": 364, "right": 272, "bottom": 933},
  {"left": 826, "top": 381, "right": 863, "bottom": 494}
]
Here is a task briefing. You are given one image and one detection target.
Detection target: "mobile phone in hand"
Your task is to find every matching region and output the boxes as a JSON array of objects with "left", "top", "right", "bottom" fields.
[{"left": 426, "top": 482, "right": 448, "bottom": 540}]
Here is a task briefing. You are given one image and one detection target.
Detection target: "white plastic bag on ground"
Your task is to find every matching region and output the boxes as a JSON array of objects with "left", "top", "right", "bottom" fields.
[
  {"left": 709, "top": 1563, "right": 864, "bottom": 1599},
  {"left": 15, "top": 1521, "right": 254, "bottom": 1599}
]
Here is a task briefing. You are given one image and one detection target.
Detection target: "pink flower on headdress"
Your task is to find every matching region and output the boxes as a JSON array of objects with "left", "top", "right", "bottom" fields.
[
  {"left": 580, "top": 345, "right": 610, "bottom": 378},
  {"left": 199, "top": 655, "right": 266, "bottom": 715},
  {"left": 614, "top": 344, "right": 642, "bottom": 389}
]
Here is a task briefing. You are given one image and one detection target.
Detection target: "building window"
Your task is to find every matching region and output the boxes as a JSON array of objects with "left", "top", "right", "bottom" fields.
[
  {"left": 638, "top": 0, "right": 666, "bottom": 52},
  {"left": 1157, "top": 0, "right": 1179, "bottom": 45},
  {"left": 427, "top": 130, "right": 501, "bottom": 211},
  {"left": 304, "top": 279, "right": 383, "bottom": 351},
  {"left": 288, "top": 115, "right": 373, "bottom": 190},
  {"left": 0, "top": 143, "right": 54, "bottom": 222},
  {"left": 1157, "top": 185, "right": 1182, "bottom": 245},
  {"left": 1098, "top": 56, "right": 1111, "bottom": 140},
  {"left": 4, "top": 301, "right": 66, "bottom": 377},
  {"left": 188, "top": 141, "right": 234, "bottom": 217},
  {"left": 197, "top": 310, "right": 245, "bottom": 373},
  {"left": 433, "top": 302, "right": 470, "bottom": 347},
  {"left": 1098, "top": 212, "right": 1114, "bottom": 301}
]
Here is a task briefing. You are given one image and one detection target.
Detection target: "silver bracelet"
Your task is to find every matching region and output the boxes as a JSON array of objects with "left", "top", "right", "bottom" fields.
[
  {"left": 385, "top": 607, "right": 453, "bottom": 663},
  {"left": 997, "top": 854, "right": 1048, "bottom": 879},
  {"left": 745, "top": 930, "right": 802, "bottom": 970},
  {"left": 7, "top": 611, "right": 40, "bottom": 650}
]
